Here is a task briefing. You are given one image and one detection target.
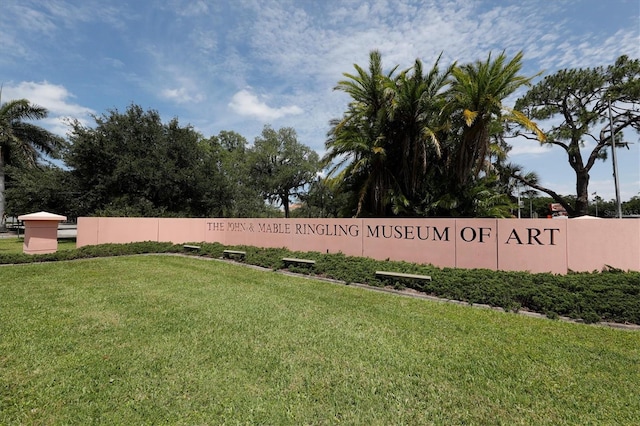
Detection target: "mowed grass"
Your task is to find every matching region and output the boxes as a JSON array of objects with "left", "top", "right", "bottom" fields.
[
  {"left": 0, "top": 237, "right": 76, "bottom": 254},
  {"left": 1, "top": 256, "right": 638, "bottom": 425}
]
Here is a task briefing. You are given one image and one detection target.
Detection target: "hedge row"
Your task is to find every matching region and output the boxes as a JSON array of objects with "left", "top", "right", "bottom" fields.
[
  {"left": 1, "top": 241, "right": 638, "bottom": 325},
  {"left": 219, "top": 244, "right": 640, "bottom": 325}
]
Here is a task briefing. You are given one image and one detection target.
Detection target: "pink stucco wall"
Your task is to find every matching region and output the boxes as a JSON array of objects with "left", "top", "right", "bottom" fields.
[
  {"left": 77, "top": 217, "right": 99, "bottom": 247},
  {"left": 21, "top": 221, "right": 59, "bottom": 254},
  {"left": 454, "top": 219, "right": 498, "bottom": 270},
  {"left": 361, "top": 219, "right": 456, "bottom": 267},
  {"left": 497, "top": 219, "right": 568, "bottom": 274},
  {"left": 76, "top": 217, "right": 640, "bottom": 274},
  {"left": 18, "top": 212, "right": 67, "bottom": 254},
  {"left": 288, "top": 219, "right": 363, "bottom": 256},
  {"left": 159, "top": 218, "right": 208, "bottom": 243},
  {"left": 567, "top": 219, "right": 640, "bottom": 272}
]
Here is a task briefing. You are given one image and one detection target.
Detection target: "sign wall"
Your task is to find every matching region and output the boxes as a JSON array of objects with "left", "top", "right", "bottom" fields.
[{"left": 77, "top": 217, "right": 640, "bottom": 274}]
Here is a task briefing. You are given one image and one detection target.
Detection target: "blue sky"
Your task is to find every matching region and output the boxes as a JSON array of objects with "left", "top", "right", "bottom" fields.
[{"left": 2, "top": 0, "right": 639, "bottom": 202}]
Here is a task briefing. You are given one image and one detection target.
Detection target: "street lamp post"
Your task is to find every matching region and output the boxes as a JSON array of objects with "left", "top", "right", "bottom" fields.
[
  {"left": 529, "top": 196, "right": 533, "bottom": 218},
  {"left": 608, "top": 98, "right": 623, "bottom": 218}
]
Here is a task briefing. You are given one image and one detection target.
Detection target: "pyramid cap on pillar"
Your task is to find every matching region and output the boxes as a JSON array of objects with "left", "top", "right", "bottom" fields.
[{"left": 18, "top": 211, "right": 67, "bottom": 221}]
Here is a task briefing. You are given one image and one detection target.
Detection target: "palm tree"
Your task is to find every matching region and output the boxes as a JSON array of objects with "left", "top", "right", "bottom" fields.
[
  {"left": 445, "top": 51, "right": 545, "bottom": 185},
  {"left": 385, "top": 55, "right": 452, "bottom": 211},
  {"left": 324, "top": 50, "right": 399, "bottom": 217},
  {"left": 325, "top": 51, "right": 451, "bottom": 217},
  {"left": 324, "top": 114, "right": 395, "bottom": 217},
  {"left": 0, "top": 95, "right": 64, "bottom": 227}
]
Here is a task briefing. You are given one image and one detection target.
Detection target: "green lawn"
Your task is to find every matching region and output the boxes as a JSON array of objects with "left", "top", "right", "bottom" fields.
[
  {"left": 0, "top": 237, "right": 76, "bottom": 254},
  {"left": 1, "top": 255, "right": 638, "bottom": 424}
]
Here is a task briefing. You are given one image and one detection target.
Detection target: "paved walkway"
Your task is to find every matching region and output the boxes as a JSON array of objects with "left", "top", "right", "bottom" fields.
[{"left": 0, "top": 224, "right": 77, "bottom": 239}]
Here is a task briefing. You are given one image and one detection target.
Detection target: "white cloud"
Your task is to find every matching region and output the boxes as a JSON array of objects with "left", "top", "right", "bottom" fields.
[
  {"left": 12, "top": 5, "right": 58, "bottom": 35},
  {"left": 161, "top": 87, "right": 205, "bottom": 104},
  {"left": 537, "top": 28, "right": 639, "bottom": 73},
  {"left": 2, "top": 81, "right": 95, "bottom": 136},
  {"left": 102, "top": 57, "right": 125, "bottom": 69},
  {"left": 191, "top": 29, "right": 218, "bottom": 54},
  {"left": 229, "top": 89, "right": 303, "bottom": 121},
  {"left": 509, "top": 141, "right": 554, "bottom": 157},
  {"left": 3, "top": 81, "right": 93, "bottom": 117}
]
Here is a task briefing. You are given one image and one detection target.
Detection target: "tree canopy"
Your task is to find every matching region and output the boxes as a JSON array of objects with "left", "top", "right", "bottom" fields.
[
  {"left": 6, "top": 53, "right": 636, "bottom": 221},
  {"left": 513, "top": 55, "right": 640, "bottom": 217},
  {"left": 65, "top": 104, "right": 233, "bottom": 217},
  {"left": 323, "top": 50, "right": 544, "bottom": 218},
  {"left": 250, "top": 126, "right": 320, "bottom": 218},
  {"left": 208, "top": 130, "right": 272, "bottom": 218}
]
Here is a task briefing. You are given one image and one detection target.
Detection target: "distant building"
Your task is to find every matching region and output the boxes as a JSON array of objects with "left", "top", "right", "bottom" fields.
[{"left": 549, "top": 203, "right": 568, "bottom": 218}]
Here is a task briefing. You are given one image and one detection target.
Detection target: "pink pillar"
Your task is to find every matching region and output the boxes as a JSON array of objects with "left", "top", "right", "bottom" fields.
[{"left": 17, "top": 211, "right": 67, "bottom": 255}]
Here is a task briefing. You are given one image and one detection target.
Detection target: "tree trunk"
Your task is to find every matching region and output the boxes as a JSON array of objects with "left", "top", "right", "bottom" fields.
[
  {"left": 512, "top": 174, "right": 575, "bottom": 217},
  {"left": 282, "top": 190, "right": 290, "bottom": 218},
  {"left": 574, "top": 169, "right": 590, "bottom": 217}
]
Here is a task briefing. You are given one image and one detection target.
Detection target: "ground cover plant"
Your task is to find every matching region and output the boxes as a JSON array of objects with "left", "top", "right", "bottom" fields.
[
  {"left": 0, "top": 238, "right": 638, "bottom": 324},
  {"left": 1, "top": 255, "right": 639, "bottom": 424}
]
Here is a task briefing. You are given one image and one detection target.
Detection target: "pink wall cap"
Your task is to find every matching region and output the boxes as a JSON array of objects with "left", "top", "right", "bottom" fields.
[{"left": 18, "top": 211, "right": 67, "bottom": 221}]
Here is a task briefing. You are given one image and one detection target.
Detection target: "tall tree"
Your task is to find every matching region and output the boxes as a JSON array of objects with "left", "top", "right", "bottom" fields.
[
  {"left": 0, "top": 96, "right": 65, "bottom": 226},
  {"left": 249, "top": 126, "right": 320, "bottom": 218},
  {"left": 66, "top": 104, "right": 231, "bottom": 217},
  {"left": 293, "top": 176, "right": 350, "bottom": 218},
  {"left": 324, "top": 50, "right": 397, "bottom": 217},
  {"left": 324, "top": 51, "right": 450, "bottom": 217},
  {"left": 444, "top": 51, "right": 545, "bottom": 185},
  {"left": 209, "top": 131, "right": 267, "bottom": 217},
  {"left": 513, "top": 55, "right": 640, "bottom": 217},
  {"left": 4, "top": 164, "right": 78, "bottom": 219},
  {"left": 385, "top": 56, "right": 452, "bottom": 213}
]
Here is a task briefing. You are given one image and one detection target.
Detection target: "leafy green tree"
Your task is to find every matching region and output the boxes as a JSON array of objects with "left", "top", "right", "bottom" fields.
[
  {"left": 426, "top": 174, "right": 517, "bottom": 218},
  {"left": 249, "top": 125, "right": 320, "bottom": 218},
  {"left": 210, "top": 131, "right": 268, "bottom": 217},
  {"left": 66, "top": 104, "right": 231, "bottom": 217},
  {"left": 293, "top": 177, "right": 350, "bottom": 218},
  {"left": 163, "top": 120, "right": 233, "bottom": 217},
  {"left": 520, "top": 188, "right": 539, "bottom": 218},
  {"left": 589, "top": 193, "right": 604, "bottom": 217},
  {"left": 0, "top": 96, "right": 65, "bottom": 226},
  {"left": 586, "top": 195, "right": 640, "bottom": 218},
  {"left": 622, "top": 195, "right": 640, "bottom": 217},
  {"left": 385, "top": 56, "right": 452, "bottom": 214},
  {"left": 412, "top": 51, "right": 543, "bottom": 218},
  {"left": 4, "top": 165, "right": 79, "bottom": 219},
  {"left": 513, "top": 55, "right": 640, "bottom": 217}
]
